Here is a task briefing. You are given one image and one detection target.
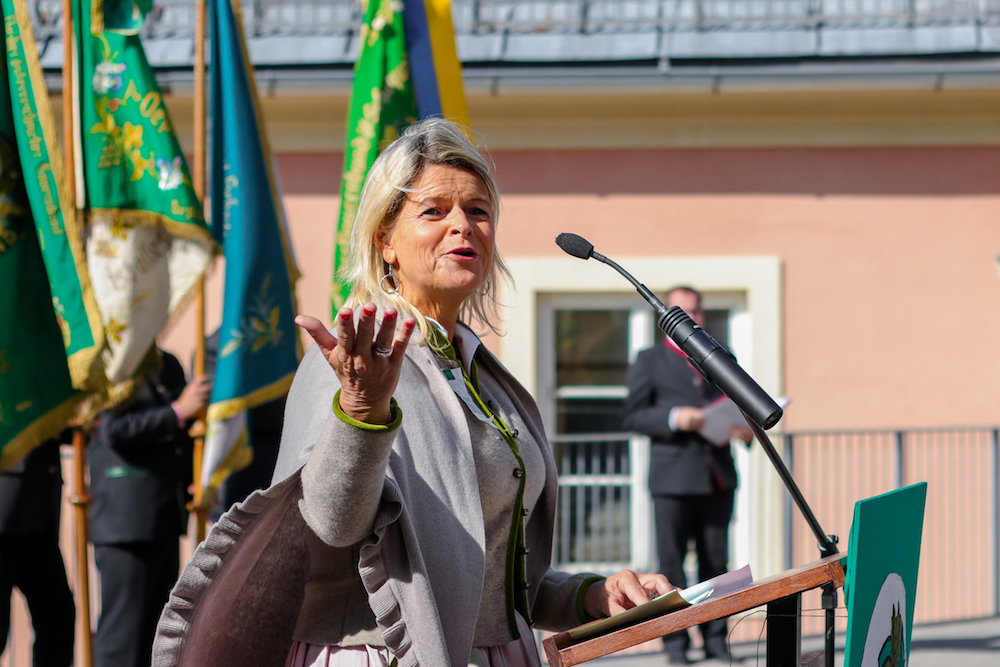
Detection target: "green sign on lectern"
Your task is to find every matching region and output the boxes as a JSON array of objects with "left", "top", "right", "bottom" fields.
[{"left": 842, "top": 482, "right": 928, "bottom": 667}]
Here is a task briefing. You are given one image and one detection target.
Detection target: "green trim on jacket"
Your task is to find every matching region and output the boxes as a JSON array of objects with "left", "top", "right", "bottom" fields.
[
  {"left": 576, "top": 576, "right": 606, "bottom": 623},
  {"left": 331, "top": 389, "right": 402, "bottom": 432}
]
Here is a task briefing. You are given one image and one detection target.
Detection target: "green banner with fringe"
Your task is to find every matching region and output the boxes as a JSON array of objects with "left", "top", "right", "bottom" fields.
[
  {"left": 76, "top": 0, "right": 214, "bottom": 385},
  {"left": 0, "top": 0, "right": 86, "bottom": 470},
  {"left": 330, "top": 0, "right": 417, "bottom": 314},
  {"left": 3, "top": 0, "right": 104, "bottom": 392}
]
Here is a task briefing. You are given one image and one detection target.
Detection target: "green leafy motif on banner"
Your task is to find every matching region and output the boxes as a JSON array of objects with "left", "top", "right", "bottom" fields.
[
  {"left": 78, "top": 1, "right": 207, "bottom": 229},
  {"left": 220, "top": 274, "right": 284, "bottom": 359}
]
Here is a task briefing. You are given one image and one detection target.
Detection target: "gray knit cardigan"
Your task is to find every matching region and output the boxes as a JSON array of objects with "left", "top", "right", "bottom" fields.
[{"left": 152, "top": 327, "right": 594, "bottom": 667}]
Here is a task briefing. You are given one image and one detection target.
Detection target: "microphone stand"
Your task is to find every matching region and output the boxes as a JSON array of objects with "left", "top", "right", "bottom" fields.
[
  {"left": 742, "top": 411, "right": 840, "bottom": 667},
  {"left": 647, "top": 297, "right": 837, "bottom": 666},
  {"left": 554, "top": 234, "right": 839, "bottom": 663}
]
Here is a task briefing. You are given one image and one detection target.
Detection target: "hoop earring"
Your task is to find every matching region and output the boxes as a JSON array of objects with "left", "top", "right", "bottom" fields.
[
  {"left": 380, "top": 266, "right": 400, "bottom": 294},
  {"left": 475, "top": 279, "right": 491, "bottom": 297}
]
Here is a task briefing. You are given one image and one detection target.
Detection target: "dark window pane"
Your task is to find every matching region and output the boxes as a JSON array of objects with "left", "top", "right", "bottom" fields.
[
  {"left": 555, "top": 309, "right": 630, "bottom": 387},
  {"left": 649, "top": 308, "right": 730, "bottom": 350},
  {"left": 556, "top": 397, "right": 625, "bottom": 434},
  {"left": 704, "top": 309, "right": 730, "bottom": 349}
]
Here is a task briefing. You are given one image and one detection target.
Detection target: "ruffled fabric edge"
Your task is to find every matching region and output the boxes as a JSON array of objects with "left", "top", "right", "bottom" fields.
[
  {"left": 357, "top": 479, "right": 412, "bottom": 665},
  {"left": 151, "top": 470, "right": 305, "bottom": 667}
]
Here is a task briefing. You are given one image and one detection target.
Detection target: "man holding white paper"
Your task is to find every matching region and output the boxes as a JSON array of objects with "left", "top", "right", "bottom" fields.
[{"left": 623, "top": 286, "right": 752, "bottom": 664}]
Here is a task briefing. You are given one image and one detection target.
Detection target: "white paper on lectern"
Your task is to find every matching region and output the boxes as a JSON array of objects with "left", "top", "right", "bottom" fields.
[
  {"left": 679, "top": 564, "right": 754, "bottom": 604},
  {"left": 699, "top": 396, "right": 790, "bottom": 446},
  {"left": 563, "top": 564, "right": 754, "bottom": 644}
]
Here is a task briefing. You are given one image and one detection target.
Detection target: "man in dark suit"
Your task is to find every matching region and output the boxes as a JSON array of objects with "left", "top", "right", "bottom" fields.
[
  {"left": 88, "top": 349, "right": 209, "bottom": 667},
  {"left": 623, "top": 286, "right": 752, "bottom": 664},
  {"left": 0, "top": 438, "right": 75, "bottom": 667}
]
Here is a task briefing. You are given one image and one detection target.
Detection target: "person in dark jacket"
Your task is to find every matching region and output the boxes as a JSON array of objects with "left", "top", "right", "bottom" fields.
[
  {"left": 88, "top": 348, "right": 209, "bottom": 667},
  {"left": 0, "top": 438, "right": 75, "bottom": 667},
  {"left": 623, "top": 286, "right": 752, "bottom": 664}
]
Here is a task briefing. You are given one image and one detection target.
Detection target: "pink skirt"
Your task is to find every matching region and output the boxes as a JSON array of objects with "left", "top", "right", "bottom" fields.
[{"left": 285, "top": 613, "right": 542, "bottom": 667}]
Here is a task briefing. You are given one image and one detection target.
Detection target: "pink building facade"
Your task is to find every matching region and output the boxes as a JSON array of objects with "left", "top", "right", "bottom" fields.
[{"left": 160, "top": 82, "right": 1000, "bottom": 625}]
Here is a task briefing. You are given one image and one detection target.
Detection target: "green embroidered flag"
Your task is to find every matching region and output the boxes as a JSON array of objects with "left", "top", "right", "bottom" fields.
[
  {"left": 331, "top": 0, "right": 417, "bottom": 313},
  {"left": 0, "top": 179, "right": 78, "bottom": 470},
  {"left": 331, "top": 0, "right": 470, "bottom": 315},
  {"left": 76, "top": 0, "right": 214, "bottom": 385},
  {"left": 0, "top": 0, "right": 100, "bottom": 469},
  {"left": 94, "top": 0, "right": 154, "bottom": 34},
  {"left": 2, "top": 0, "right": 104, "bottom": 393}
]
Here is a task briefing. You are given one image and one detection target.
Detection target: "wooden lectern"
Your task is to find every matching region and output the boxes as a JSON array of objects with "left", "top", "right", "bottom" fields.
[{"left": 543, "top": 553, "right": 846, "bottom": 667}]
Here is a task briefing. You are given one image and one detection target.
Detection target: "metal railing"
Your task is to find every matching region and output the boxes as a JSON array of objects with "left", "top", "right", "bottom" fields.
[
  {"left": 24, "top": 0, "right": 1000, "bottom": 42},
  {"left": 783, "top": 426, "right": 1000, "bottom": 634},
  {"left": 551, "top": 432, "right": 635, "bottom": 573},
  {"left": 552, "top": 426, "right": 1000, "bottom": 634}
]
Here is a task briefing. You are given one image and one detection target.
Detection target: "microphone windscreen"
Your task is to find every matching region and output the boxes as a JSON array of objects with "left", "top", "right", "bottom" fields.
[{"left": 556, "top": 233, "right": 594, "bottom": 260}]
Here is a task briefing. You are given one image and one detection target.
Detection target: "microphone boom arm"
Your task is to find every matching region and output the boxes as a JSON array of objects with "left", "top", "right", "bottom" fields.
[
  {"left": 557, "top": 231, "right": 838, "bottom": 667},
  {"left": 592, "top": 251, "right": 669, "bottom": 316},
  {"left": 744, "top": 413, "right": 839, "bottom": 558}
]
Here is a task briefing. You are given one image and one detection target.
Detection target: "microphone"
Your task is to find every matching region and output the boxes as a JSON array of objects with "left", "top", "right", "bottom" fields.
[{"left": 555, "top": 232, "right": 783, "bottom": 430}]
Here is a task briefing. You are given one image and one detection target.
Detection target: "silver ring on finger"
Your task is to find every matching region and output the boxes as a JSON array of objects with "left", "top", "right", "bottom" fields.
[{"left": 373, "top": 345, "right": 393, "bottom": 358}]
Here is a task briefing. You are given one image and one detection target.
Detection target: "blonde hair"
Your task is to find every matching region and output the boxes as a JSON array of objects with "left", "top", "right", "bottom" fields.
[{"left": 342, "top": 118, "right": 512, "bottom": 343}]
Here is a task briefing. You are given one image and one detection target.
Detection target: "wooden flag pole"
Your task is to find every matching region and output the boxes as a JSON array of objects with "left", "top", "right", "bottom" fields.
[
  {"left": 62, "top": 1, "right": 94, "bottom": 664},
  {"left": 190, "top": 278, "right": 208, "bottom": 544},
  {"left": 69, "top": 431, "right": 94, "bottom": 667},
  {"left": 189, "top": 0, "right": 209, "bottom": 544}
]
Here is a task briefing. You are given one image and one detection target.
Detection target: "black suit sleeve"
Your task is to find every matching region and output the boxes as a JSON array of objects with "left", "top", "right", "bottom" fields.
[
  {"left": 99, "top": 353, "right": 188, "bottom": 452},
  {"left": 623, "top": 349, "right": 682, "bottom": 440},
  {"left": 99, "top": 404, "right": 182, "bottom": 451}
]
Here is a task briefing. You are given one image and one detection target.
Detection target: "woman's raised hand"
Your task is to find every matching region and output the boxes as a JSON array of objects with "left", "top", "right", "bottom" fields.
[{"left": 295, "top": 303, "right": 416, "bottom": 425}]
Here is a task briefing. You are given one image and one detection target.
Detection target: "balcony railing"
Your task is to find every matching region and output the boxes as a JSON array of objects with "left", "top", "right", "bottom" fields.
[
  {"left": 551, "top": 432, "right": 635, "bottom": 573},
  {"left": 783, "top": 426, "right": 999, "bottom": 633},
  {"left": 553, "top": 425, "right": 1000, "bottom": 639},
  {"left": 24, "top": 0, "right": 1000, "bottom": 42}
]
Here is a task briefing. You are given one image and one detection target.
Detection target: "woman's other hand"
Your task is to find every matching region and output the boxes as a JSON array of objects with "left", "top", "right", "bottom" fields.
[
  {"left": 295, "top": 303, "right": 416, "bottom": 425},
  {"left": 584, "top": 570, "right": 674, "bottom": 618}
]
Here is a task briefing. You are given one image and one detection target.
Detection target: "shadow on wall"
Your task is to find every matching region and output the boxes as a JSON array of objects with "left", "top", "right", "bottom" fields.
[{"left": 277, "top": 147, "right": 1000, "bottom": 198}]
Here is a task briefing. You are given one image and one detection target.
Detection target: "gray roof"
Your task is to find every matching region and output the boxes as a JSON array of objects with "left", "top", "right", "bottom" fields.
[{"left": 29, "top": 0, "right": 1000, "bottom": 91}]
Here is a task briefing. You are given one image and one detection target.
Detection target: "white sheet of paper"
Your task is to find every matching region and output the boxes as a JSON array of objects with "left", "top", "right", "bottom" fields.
[
  {"left": 679, "top": 564, "right": 754, "bottom": 604},
  {"left": 699, "top": 396, "right": 789, "bottom": 445},
  {"left": 564, "top": 564, "right": 754, "bottom": 644}
]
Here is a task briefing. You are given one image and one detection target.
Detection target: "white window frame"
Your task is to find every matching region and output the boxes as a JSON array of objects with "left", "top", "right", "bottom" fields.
[
  {"left": 538, "top": 294, "right": 657, "bottom": 572},
  {"left": 499, "top": 256, "right": 785, "bottom": 578}
]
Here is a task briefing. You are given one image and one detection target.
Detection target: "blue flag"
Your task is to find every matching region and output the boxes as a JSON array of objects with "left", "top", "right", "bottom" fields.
[
  {"left": 203, "top": 0, "right": 301, "bottom": 494},
  {"left": 402, "top": 0, "right": 470, "bottom": 125}
]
